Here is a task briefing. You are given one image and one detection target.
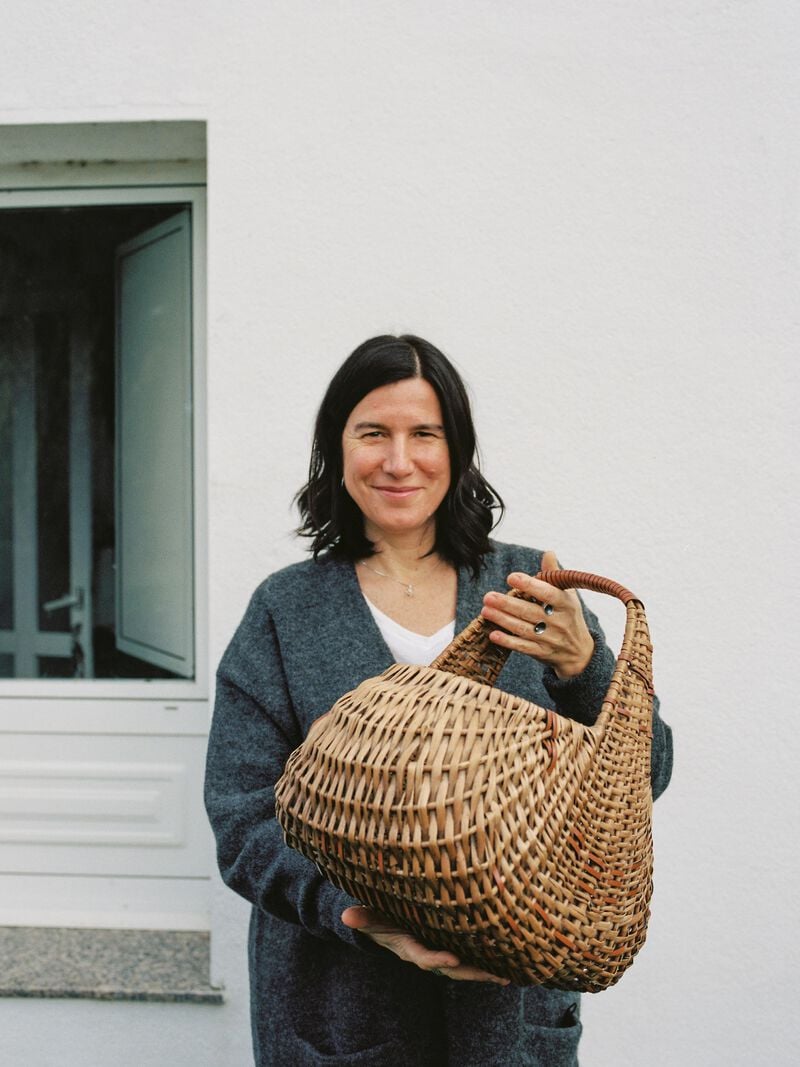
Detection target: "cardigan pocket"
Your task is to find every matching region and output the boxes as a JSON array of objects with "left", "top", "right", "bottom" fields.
[
  {"left": 519, "top": 1017, "right": 582, "bottom": 1067},
  {"left": 518, "top": 992, "right": 582, "bottom": 1066}
]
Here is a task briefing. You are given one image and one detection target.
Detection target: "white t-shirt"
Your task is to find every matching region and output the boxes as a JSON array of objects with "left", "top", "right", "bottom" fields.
[{"left": 363, "top": 596, "right": 455, "bottom": 665}]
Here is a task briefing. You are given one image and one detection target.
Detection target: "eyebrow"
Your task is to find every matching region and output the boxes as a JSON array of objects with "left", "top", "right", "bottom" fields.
[{"left": 351, "top": 421, "right": 445, "bottom": 432}]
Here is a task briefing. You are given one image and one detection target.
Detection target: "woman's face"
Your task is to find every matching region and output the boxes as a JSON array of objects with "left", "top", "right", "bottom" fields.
[{"left": 341, "top": 377, "right": 451, "bottom": 545}]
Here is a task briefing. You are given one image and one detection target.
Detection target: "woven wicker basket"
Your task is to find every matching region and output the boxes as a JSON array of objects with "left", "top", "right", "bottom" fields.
[{"left": 275, "top": 570, "right": 654, "bottom": 992}]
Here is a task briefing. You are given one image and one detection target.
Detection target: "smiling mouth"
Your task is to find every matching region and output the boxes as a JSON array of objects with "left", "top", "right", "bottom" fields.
[{"left": 372, "top": 486, "right": 420, "bottom": 496}]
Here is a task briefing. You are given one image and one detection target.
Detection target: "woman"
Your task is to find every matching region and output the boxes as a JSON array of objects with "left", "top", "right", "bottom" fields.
[{"left": 205, "top": 335, "right": 673, "bottom": 1066}]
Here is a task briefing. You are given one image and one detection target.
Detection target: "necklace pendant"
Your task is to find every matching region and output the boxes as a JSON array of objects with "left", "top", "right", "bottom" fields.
[{"left": 405, "top": 584, "right": 414, "bottom": 597}]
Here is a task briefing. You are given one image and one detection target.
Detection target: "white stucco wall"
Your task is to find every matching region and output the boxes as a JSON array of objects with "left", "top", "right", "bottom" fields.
[{"left": 1, "top": 2, "right": 798, "bottom": 1065}]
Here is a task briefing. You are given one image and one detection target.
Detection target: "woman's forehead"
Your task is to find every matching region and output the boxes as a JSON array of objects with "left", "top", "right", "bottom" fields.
[{"left": 346, "top": 378, "right": 443, "bottom": 424}]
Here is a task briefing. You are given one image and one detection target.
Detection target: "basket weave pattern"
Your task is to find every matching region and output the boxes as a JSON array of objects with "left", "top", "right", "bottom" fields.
[{"left": 275, "top": 571, "right": 654, "bottom": 991}]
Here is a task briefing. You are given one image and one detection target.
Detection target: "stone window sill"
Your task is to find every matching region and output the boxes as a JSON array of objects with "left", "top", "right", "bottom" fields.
[{"left": 0, "top": 927, "right": 223, "bottom": 1004}]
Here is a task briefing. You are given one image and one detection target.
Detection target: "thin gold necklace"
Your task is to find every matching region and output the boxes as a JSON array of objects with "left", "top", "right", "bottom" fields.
[{"left": 358, "top": 557, "right": 442, "bottom": 598}]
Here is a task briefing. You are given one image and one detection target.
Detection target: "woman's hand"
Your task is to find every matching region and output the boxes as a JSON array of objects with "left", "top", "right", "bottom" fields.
[
  {"left": 480, "top": 550, "right": 594, "bottom": 678},
  {"left": 341, "top": 906, "right": 509, "bottom": 985}
]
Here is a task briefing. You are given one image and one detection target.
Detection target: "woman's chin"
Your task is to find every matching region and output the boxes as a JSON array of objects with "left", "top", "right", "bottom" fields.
[{"left": 366, "top": 514, "right": 436, "bottom": 541}]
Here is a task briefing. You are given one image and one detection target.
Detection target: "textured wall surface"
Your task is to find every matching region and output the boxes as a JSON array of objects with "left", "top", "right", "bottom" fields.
[{"left": 1, "top": 2, "right": 798, "bottom": 1065}]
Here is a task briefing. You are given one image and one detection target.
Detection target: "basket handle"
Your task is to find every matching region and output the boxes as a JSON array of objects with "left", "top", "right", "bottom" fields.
[{"left": 430, "top": 569, "right": 639, "bottom": 686}]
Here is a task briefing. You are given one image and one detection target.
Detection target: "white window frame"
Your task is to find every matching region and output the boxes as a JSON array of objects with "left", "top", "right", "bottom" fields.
[{"left": 0, "top": 182, "right": 208, "bottom": 705}]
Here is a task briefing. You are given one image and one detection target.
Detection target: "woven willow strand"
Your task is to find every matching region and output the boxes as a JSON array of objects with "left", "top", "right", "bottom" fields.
[{"left": 275, "top": 570, "right": 654, "bottom": 991}]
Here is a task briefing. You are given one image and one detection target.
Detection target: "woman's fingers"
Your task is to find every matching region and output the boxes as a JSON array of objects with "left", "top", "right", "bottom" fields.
[
  {"left": 343, "top": 906, "right": 460, "bottom": 967},
  {"left": 480, "top": 555, "right": 594, "bottom": 678},
  {"left": 480, "top": 585, "right": 559, "bottom": 637},
  {"left": 341, "top": 907, "right": 509, "bottom": 985},
  {"left": 340, "top": 905, "right": 396, "bottom": 932},
  {"left": 433, "top": 963, "right": 509, "bottom": 984},
  {"left": 504, "top": 570, "right": 566, "bottom": 605},
  {"left": 481, "top": 593, "right": 549, "bottom": 632}
]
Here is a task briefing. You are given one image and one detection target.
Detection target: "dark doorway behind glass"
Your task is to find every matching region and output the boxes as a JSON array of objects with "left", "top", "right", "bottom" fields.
[{"left": 0, "top": 204, "right": 194, "bottom": 680}]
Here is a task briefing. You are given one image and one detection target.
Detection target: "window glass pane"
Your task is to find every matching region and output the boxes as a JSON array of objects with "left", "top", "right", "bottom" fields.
[
  {"left": 0, "top": 204, "right": 193, "bottom": 680},
  {"left": 37, "top": 656, "right": 73, "bottom": 679},
  {"left": 0, "top": 318, "right": 12, "bottom": 631},
  {"left": 36, "top": 312, "right": 71, "bottom": 634}
]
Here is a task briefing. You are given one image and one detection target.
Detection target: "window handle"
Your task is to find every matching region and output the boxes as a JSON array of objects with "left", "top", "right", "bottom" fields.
[{"left": 42, "top": 587, "right": 84, "bottom": 613}]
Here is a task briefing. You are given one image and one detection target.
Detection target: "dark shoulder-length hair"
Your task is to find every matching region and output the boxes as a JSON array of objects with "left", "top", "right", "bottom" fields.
[{"left": 295, "top": 334, "right": 503, "bottom": 577}]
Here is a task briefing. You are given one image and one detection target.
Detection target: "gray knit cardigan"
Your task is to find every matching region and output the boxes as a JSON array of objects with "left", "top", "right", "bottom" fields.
[{"left": 205, "top": 543, "right": 673, "bottom": 1067}]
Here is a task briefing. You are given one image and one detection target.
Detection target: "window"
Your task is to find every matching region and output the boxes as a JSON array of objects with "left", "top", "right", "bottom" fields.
[{"left": 0, "top": 124, "right": 209, "bottom": 933}]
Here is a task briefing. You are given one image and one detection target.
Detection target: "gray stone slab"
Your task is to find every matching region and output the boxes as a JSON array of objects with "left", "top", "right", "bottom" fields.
[{"left": 0, "top": 927, "right": 224, "bottom": 1003}]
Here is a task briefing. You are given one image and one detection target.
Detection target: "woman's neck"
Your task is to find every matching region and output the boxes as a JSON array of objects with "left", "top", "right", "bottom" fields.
[
  {"left": 356, "top": 525, "right": 457, "bottom": 635},
  {"left": 365, "top": 529, "right": 439, "bottom": 578}
]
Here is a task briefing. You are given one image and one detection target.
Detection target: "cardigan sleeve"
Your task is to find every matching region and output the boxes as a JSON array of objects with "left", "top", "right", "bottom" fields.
[{"left": 204, "top": 584, "right": 365, "bottom": 945}]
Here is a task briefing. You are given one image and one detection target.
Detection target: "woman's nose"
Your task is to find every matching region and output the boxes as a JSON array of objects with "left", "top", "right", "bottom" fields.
[{"left": 382, "top": 437, "right": 415, "bottom": 476}]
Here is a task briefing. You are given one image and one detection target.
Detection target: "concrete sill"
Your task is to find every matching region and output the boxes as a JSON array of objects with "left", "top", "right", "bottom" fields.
[{"left": 0, "top": 927, "right": 224, "bottom": 1004}]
